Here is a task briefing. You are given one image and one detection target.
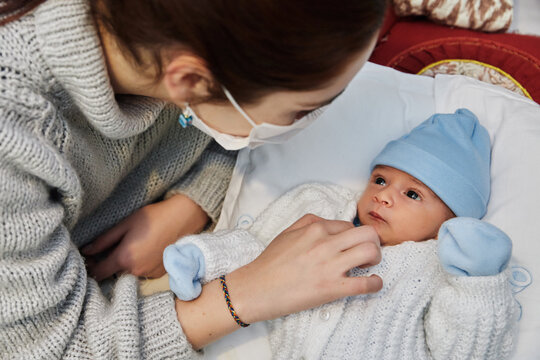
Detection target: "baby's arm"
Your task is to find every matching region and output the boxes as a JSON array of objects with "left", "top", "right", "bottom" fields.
[
  {"left": 164, "top": 182, "right": 357, "bottom": 301},
  {"left": 164, "top": 229, "right": 265, "bottom": 300},
  {"left": 425, "top": 218, "right": 518, "bottom": 360}
]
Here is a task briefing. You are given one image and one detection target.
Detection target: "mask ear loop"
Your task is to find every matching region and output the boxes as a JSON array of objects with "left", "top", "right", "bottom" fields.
[{"left": 222, "top": 87, "right": 258, "bottom": 128}]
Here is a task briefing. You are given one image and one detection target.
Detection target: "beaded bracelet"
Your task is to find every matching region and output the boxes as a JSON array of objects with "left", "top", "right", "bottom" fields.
[{"left": 219, "top": 275, "right": 250, "bottom": 328}]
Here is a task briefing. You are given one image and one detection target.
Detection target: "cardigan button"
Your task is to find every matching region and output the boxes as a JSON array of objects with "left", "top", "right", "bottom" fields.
[{"left": 319, "top": 309, "right": 331, "bottom": 321}]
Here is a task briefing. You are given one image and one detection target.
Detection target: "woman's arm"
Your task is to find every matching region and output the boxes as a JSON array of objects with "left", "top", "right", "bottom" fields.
[
  {"left": 84, "top": 140, "right": 236, "bottom": 280},
  {"left": 164, "top": 182, "right": 359, "bottom": 301},
  {"left": 164, "top": 229, "right": 265, "bottom": 301},
  {"left": 0, "top": 158, "right": 199, "bottom": 358},
  {"left": 165, "top": 140, "right": 237, "bottom": 223},
  {"left": 84, "top": 193, "right": 209, "bottom": 280},
  {"left": 175, "top": 215, "right": 383, "bottom": 349}
]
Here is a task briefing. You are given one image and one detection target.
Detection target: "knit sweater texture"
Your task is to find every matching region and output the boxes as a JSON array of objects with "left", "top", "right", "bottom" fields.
[
  {"left": 177, "top": 183, "right": 518, "bottom": 360},
  {"left": 0, "top": 0, "right": 236, "bottom": 358}
]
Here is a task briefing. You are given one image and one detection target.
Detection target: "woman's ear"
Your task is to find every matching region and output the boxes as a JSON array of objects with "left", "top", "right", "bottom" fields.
[{"left": 163, "top": 54, "right": 213, "bottom": 104}]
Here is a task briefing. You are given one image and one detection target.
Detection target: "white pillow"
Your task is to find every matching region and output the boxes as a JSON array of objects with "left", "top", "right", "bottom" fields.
[
  {"left": 213, "top": 63, "right": 540, "bottom": 359},
  {"left": 433, "top": 75, "right": 540, "bottom": 359}
]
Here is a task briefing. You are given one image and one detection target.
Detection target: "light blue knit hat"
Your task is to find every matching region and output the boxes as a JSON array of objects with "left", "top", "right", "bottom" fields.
[{"left": 370, "top": 108, "right": 491, "bottom": 218}]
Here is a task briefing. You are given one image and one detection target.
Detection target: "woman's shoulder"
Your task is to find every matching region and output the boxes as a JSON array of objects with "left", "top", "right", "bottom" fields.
[
  {"left": 0, "top": 13, "right": 60, "bottom": 141},
  {"left": 0, "top": 10, "right": 71, "bottom": 152},
  {"left": 0, "top": 12, "right": 52, "bottom": 93}
]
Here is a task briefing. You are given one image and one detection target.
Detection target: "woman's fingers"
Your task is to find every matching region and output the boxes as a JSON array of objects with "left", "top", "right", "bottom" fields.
[
  {"left": 88, "top": 249, "right": 122, "bottom": 282},
  {"left": 328, "top": 225, "right": 380, "bottom": 252},
  {"left": 284, "top": 213, "right": 355, "bottom": 237},
  {"left": 337, "top": 240, "right": 382, "bottom": 272},
  {"left": 230, "top": 218, "right": 384, "bottom": 323},
  {"left": 81, "top": 221, "right": 129, "bottom": 255},
  {"left": 282, "top": 213, "right": 325, "bottom": 233},
  {"left": 340, "top": 274, "right": 383, "bottom": 297}
]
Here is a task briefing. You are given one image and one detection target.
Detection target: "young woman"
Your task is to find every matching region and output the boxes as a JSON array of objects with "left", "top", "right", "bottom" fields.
[{"left": 0, "top": 0, "right": 386, "bottom": 358}]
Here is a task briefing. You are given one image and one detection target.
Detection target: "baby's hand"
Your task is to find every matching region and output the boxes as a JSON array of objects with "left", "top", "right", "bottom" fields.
[
  {"left": 437, "top": 217, "right": 512, "bottom": 276},
  {"left": 163, "top": 243, "right": 205, "bottom": 300}
]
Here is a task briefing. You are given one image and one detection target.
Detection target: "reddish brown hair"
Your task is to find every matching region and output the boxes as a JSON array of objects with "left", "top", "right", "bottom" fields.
[
  {"left": 2, "top": 0, "right": 387, "bottom": 104},
  {"left": 92, "top": 0, "right": 387, "bottom": 103},
  {"left": 0, "top": 0, "right": 45, "bottom": 25}
]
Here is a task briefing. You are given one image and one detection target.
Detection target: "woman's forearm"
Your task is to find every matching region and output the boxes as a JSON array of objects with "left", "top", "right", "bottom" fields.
[
  {"left": 174, "top": 219, "right": 383, "bottom": 350},
  {"left": 175, "top": 277, "right": 241, "bottom": 349},
  {"left": 175, "top": 262, "right": 267, "bottom": 349}
]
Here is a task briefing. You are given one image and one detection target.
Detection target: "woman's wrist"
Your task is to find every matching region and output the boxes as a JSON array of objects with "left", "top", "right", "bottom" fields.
[
  {"left": 174, "top": 264, "right": 268, "bottom": 349},
  {"left": 175, "top": 278, "right": 240, "bottom": 350},
  {"left": 165, "top": 193, "right": 209, "bottom": 236},
  {"left": 223, "top": 264, "right": 267, "bottom": 324}
]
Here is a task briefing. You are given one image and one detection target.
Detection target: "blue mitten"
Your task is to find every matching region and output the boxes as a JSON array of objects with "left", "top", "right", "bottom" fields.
[
  {"left": 438, "top": 217, "right": 512, "bottom": 276},
  {"left": 163, "top": 243, "right": 205, "bottom": 301}
]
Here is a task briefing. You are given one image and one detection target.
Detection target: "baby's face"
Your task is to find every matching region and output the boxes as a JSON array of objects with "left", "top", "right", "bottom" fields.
[{"left": 357, "top": 165, "right": 454, "bottom": 246}]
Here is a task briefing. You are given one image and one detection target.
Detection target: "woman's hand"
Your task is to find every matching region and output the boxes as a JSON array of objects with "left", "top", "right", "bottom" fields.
[
  {"left": 227, "top": 214, "right": 383, "bottom": 323},
  {"left": 82, "top": 194, "right": 208, "bottom": 281},
  {"left": 176, "top": 214, "right": 383, "bottom": 349}
]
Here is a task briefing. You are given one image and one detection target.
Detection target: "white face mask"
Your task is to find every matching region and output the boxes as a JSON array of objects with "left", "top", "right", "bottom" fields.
[{"left": 178, "top": 87, "right": 328, "bottom": 150}]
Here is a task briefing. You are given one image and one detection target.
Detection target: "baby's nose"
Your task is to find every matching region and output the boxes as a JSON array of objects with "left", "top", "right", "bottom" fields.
[{"left": 373, "top": 192, "right": 392, "bottom": 206}]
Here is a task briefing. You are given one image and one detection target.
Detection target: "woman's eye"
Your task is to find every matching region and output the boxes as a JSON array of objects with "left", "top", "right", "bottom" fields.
[
  {"left": 406, "top": 190, "right": 420, "bottom": 200},
  {"left": 375, "top": 177, "right": 386, "bottom": 185}
]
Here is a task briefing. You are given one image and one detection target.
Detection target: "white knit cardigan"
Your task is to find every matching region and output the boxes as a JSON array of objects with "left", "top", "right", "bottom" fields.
[{"left": 179, "top": 183, "right": 518, "bottom": 360}]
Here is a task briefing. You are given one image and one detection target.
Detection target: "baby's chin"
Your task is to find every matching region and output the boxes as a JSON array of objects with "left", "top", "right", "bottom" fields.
[
  {"left": 379, "top": 237, "right": 402, "bottom": 247},
  {"left": 373, "top": 225, "right": 419, "bottom": 246},
  {"left": 358, "top": 215, "right": 421, "bottom": 246}
]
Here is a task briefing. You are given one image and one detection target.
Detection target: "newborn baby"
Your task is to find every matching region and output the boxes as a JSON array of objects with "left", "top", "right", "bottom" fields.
[{"left": 165, "top": 108, "right": 518, "bottom": 360}]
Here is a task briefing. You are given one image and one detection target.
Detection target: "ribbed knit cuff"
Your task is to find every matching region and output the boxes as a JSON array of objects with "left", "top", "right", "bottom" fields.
[
  {"left": 138, "top": 291, "right": 201, "bottom": 359},
  {"left": 446, "top": 270, "right": 515, "bottom": 308},
  {"left": 175, "top": 230, "right": 263, "bottom": 283},
  {"left": 198, "top": 230, "right": 263, "bottom": 280},
  {"left": 166, "top": 144, "right": 236, "bottom": 223}
]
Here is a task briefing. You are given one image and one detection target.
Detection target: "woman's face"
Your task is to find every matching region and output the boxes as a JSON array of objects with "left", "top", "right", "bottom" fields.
[{"left": 190, "top": 36, "right": 378, "bottom": 137}]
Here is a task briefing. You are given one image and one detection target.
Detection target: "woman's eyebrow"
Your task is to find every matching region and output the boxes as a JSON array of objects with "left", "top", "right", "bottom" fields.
[{"left": 300, "top": 88, "right": 346, "bottom": 108}]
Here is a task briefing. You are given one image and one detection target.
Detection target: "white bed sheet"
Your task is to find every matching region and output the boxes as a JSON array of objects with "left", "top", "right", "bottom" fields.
[{"left": 208, "top": 62, "right": 540, "bottom": 360}]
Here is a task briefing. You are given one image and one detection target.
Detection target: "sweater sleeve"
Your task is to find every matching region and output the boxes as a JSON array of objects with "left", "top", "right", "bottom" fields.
[
  {"left": 177, "top": 230, "right": 265, "bottom": 283},
  {"left": 0, "top": 160, "right": 200, "bottom": 359},
  {"left": 165, "top": 140, "right": 237, "bottom": 223},
  {"left": 424, "top": 271, "right": 519, "bottom": 360}
]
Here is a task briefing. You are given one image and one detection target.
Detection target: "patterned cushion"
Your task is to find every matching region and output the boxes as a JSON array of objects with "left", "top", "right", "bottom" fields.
[
  {"left": 369, "top": 20, "right": 540, "bottom": 103},
  {"left": 392, "top": 0, "right": 513, "bottom": 32},
  {"left": 419, "top": 59, "right": 529, "bottom": 98}
]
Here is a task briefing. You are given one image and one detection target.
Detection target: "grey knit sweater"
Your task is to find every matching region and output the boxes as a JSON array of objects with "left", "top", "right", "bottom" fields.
[{"left": 0, "top": 0, "right": 236, "bottom": 358}]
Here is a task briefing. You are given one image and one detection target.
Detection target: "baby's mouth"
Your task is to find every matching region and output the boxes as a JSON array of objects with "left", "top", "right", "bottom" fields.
[{"left": 369, "top": 211, "right": 386, "bottom": 222}]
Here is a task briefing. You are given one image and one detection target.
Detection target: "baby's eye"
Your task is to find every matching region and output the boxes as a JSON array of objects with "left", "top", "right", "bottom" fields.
[
  {"left": 375, "top": 177, "right": 386, "bottom": 186},
  {"left": 406, "top": 190, "right": 420, "bottom": 200}
]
